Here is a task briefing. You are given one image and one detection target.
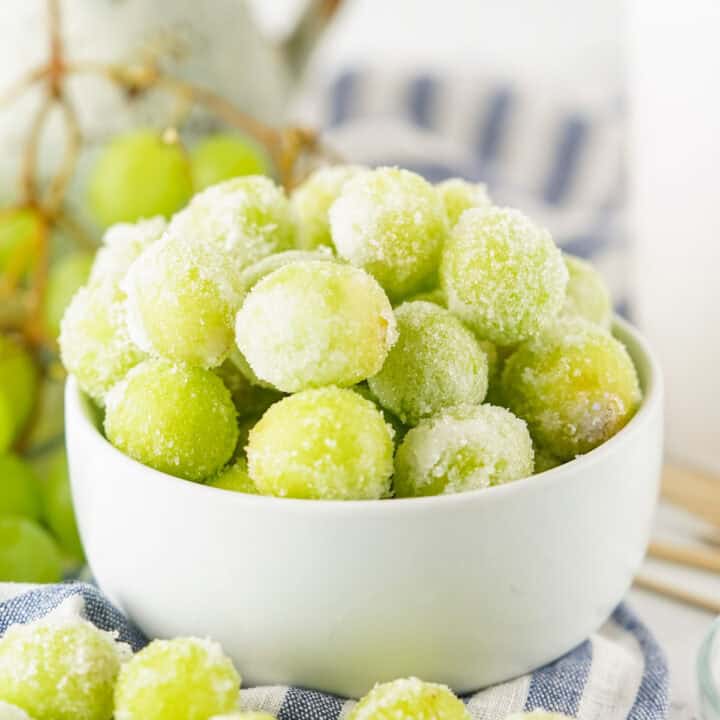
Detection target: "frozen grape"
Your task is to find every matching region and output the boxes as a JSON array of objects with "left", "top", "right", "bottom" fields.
[
  {"left": 406, "top": 287, "right": 447, "bottom": 307},
  {"left": 0, "top": 701, "right": 34, "bottom": 719},
  {"left": 114, "top": 637, "right": 240, "bottom": 720},
  {"left": 248, "top": 387, "right": 394, "bottom": 500},
  {"left": 394, "top": 404, "right": 534, "bottom": 497},
  {"left": 207, "top": 459, "right": 257, "bottom": 495},
  {"left": 441, "top": 207, "right": 568, "bottom": 345},
  {"left": 330, "top": 167, "right": 448, "bottom": 300},
  {"left": 352, "top": 383, "right": 407, "bottom": 444},
  {"left": 192, "top": 133, "right": 272, "bottom": 190},
  {"left": 437, "top": 178, "right": 492, "bottom": 226},
  {"left": 89, "top": 217, "right": 167, "bottom": 288},
  {"left": 0, "top": 454, "right": 40, "bottom": 521},
  {"left": 0, "top": 516, "right": 62, "bottom": 583},
  {"left": 88, "top": 129, "right": 193, "bottom": 227},
  {"left": 501, "top": 320, "right": 642, "bottom": 460},
  {"left": 105, "top": 359, "right": 237, "bottom": 482},
  {"left": 533, "top": 445, "right": 564, "bottom": 474},
  {"left": 236, "top": 262, "right": 397, "bottom": 392},
  {"left": 0, "top": 595, "right": 131, "bottom": 720},
  {"left": 44, "top": 252, "right": 93, "bottom": 338},
  {"left": 291, "top": 165, "right": 365, "bottom": 249},
  {"left": 349, "top": 677, "right": 470, "bottom": 720},
  {"left": 561, "top": 254, "right": 612, "bottom": 329},
  {"left": 215, "top": 351, "right": 283, "bottom": 418},
  {"left": 60, "top": 283, "right": 145, "bottom": 404},
  {"left": 0, "top": 335, "right": 37, "bottom": 445},
  {"left": 0, "top": 208, "right": 42, "bottom": 277},
  {"left": 238, "top": 248, "right": 335, "bottom": 294},
  {"left": 368, "top": 301, "right": 488, "bottom": 425}
]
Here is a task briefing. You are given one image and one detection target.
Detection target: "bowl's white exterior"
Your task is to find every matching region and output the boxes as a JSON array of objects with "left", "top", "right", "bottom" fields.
[{"left": 66, "top": 319, "right": 663, "bottom": 698}]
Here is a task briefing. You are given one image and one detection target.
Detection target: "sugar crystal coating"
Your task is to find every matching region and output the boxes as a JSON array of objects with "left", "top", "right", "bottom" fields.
[
  {"left": 291, "top": 165, "right": 366, "bottom": 249},
  {"left": 60, "top": 283, "right": 145, "bottom": 405},
  {"left": 0, "top": 595, "right": 131, "bottom": 720},
  {"left": 0, "top": 516, "right": 62, "bottom": 583},
  {"left": 208, "top": 459, "right": 258, "bottom": 495},
  {"left": 394, "top": 404, "right": 534, "bottom": 497},
  {"left": 441, "top": 207, "right": 567, "bottom": 345},
  {"left": 238, "top": 248, "right": 335, "bottom": 294},
  {"left": 368, "top": 301, "right": 488, "bottom": 426},
  {"left": 105, "top": 359, "right": 237, "bottom": 482},
  {"left": 114, "top": 637, "right": 240, "bottom": 720},
  {"left": 330, "top": 167, "right": 448, "bottom": 300},
  {"left": 436, "top": 178, "right": 492, "bottom": 226},
  {"left": 562, "top": 254, "right": 612, "bottom": 329},
  {"left": 236, "top": 262, "right": 397, "bottom": 392},
  {"left": 349, "top": 677, "right": 470, "bottom": 720},
  {"left": 248, "top": 387, "right": 394, "bottom": 500},
  {"left": 501, "top": 319, "right": 642, "bottom": 460}
]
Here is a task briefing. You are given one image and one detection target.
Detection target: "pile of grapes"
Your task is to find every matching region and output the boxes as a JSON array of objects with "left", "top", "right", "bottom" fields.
[{"left": 59, "top": 164, "right": 641, "bottom": 504}]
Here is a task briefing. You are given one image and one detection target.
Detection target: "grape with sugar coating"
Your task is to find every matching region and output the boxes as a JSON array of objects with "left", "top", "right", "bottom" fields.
[
  {"left": 0, "top": 454, "right": 40, "bottom": 520},
  {"left": 238, "top": 248, "right": 335, "bottom": 294},
  {"left": 105, "top": 359, "right": 237, "bottom": 482},
  {"left": 291, "top": 165, "right": 365, "bottom": 249},
  {"left": 0, "top": 335, "right": 36, "bottom": 447},
  {"left": 349, "top": 677, "right": 470, "bottom": 720},
  {"left": 501, "top": 319, "right": 642, "bottom": 460},
  {"left": 215, "top": 351, "right": 282, "bottom": 418},
  {"left": 192, "top": 133, "right": 272, "bottom": 190},
  {"left": 114, "top": 637, "right": 240, "bottom": 720},
  {"left": 44, "top": 251, "right": 93, "bottom": 338},
  {"left": 208, "top": 459, "right": 258, "bottom": 495},
  {"left": 0, "top": 701, "right": 34, "bottom": 719},
  {"left": 533, "top": 445, "right": 564, "bottom": 474},
  {"left": 330, "top": 167, "right": 448, "bottom": 300},
  {"left": 441, "top": 207, "right": 568, "bottom": 345},
  {"left": 0, "top": 517, "right": 62, "bottom": 583},
  {"left": 60, "top": 283, "right": 145, "bottom": 404},
  {"left": 437, "top": 178, "right": 492, "bottom": 226},
  {"left": 394, "top": 404, "right": 534, "bottom": 497},
  {"left": 248, "top": 387, "right": 394, "bottom": 500},
  {"left": 368, "top": 301, "right": 488, "bottom": 425},
  {"left": 0, "top": 596, "right": 130, "bottom": 720},
  {"left": 236, "top": 262, "right": 397, "bottom": 392},
  {"left": 562, "top": 254, "right": 612, "bottom": 329}
]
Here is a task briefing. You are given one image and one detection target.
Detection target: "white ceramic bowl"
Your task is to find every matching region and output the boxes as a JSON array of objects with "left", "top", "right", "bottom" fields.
[{"left": 66, "top": 318, "right": 663, "bottom": 698}]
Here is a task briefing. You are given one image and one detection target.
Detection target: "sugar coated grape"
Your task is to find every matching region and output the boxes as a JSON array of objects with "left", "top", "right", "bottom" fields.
[
  {"left": 330, "top": 167, "right": 448, "bottom": 300},
  {"left": 533, "top": 445, "right": 564, "bottom": 474},
  {"left": 114, "top": 637, "right": 240, "bottom": 720},
  {"left": 60, "top": 283, "right": 145, "bottom": 404},
  {"left": 406, "top": 287, "right": 447, "bottom": 307},
  {"left": 89, "top": 217, "right": 167, "bottom": 288},
  {"left": 44, "top": 251, "right": 93, "bottom": 338},
  {"left": 248, "top": 387, "right": 394, "bottom": 500},
  {"left": 105, "top": 359, "right": 237, "bottom": 481},
  {"left": 291, "top": 165, "right": 365, "bottom": 249},
  {"left": 42, "top": 449, "right": 84, "bottom": 562},
  {"left": 501, "top": 320, "right": 642, "bottom": 460},
  {"left": 209, "top": 714, "right": 276, "bottom": 720},
  {"left": 368, "top": 301, "right": 488, "bottom": 426},
  {"left": 0, "top": 701, "right": 34, "bottom": 719},
  {"left": 394, "top": 405, "right": 534, "bottom": 497},
  {"left": 0, "top": 454, "right": 40, "bottom": 520},
  {"left": 0, "top": 336, "right": 37, "bottom": 446},
  {"left": 441, "top": 207, "right": 567, "bottom": 345},
  {"left": 215, "top": 351, "right": 283, "bottom": 418},
  {"left": 238, "top": 248, "right": 335, "bottom": 294},
  {"left": 0, "top": 595, "right": 131, "bottom": 720},
  {"left": 208, "top": 459, "right": 257, "bottom": 495},
  {"left": 349, "top": 677, "right": 470, "bottom": 720},
  {"left": 89, "top": 129, "right": 193, "bottom": 227},
  {"left": 562, "top": 254, "right": 612, "bottom": 329},
  {"left": 0, "top": 516, "right": 61, "bottom": 583},
  {"left": 0, "top": 208, "right": 42, "bottom": 277},
  {"left": 437, "top": 178, "right": 492, "bottom": 226},
  {"left": 192, "top": 133, "right": 272, "bottom": 191},
  {"left": 236, "top": 262, "right": 397, "bottom": 392}
]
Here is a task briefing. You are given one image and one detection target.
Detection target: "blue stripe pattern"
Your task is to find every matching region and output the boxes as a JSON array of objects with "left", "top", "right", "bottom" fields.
[
  {"left": 407, "top": 74, "right": 439, "bottom": 129},
  {"left": 543, "top": 115, "right": 590, "bottom": 206},
  {"left": 475, "top": 86, "right": 514, "bottom": 173},
  {"left": 328, "top": 69, "right": 360, "bottom": 128}
]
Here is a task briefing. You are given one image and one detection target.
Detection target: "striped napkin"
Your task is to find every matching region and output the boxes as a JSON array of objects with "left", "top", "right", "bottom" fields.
[{"left": 0, "top": 582, "right": 668, "bottom": 719}]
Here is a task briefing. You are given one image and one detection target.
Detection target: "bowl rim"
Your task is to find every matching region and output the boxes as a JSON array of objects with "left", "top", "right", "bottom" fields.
[{"left": 66, "top": 315, "right": 663, "bottom": 514}]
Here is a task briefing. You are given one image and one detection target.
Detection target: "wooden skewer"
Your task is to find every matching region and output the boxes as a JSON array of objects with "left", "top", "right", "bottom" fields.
[
  {"left": 647, "top": 540, "right": 720, "bottom": 574},
  {"left": 633, "top": 574, "right": 720, "bottom": 614},
  {"left": 661, "top": 464, "right": 720, "bottom": 529}
]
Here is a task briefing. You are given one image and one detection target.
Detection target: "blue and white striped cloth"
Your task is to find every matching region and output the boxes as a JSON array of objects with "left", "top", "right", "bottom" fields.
[{"left": 0, "top": 582, "right": 668, "bottom": 719}]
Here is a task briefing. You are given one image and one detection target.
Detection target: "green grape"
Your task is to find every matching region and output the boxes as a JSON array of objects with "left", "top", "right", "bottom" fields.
[
  {"left": 0, "top": 335, "right": 37, "bottom": 445},
  {"left": 0, "top": 208, "right": 43, "bottom": 276},
  {"left": 0, "top": 394, "right": 12, "bottom": 453},
  {"left": 114, "top": 637, "right": 241, "bottom": 720},
  {"left": 88, "top": 129, "right": 193, "bottom": 227},
  {"left": 105, "top": 359, "right": 238, "bottom": 482},
  {"left": 207, "top": 459, "right": 257, "bottom": 495},
  {"left": 349, "top": 677, "right": 470, "bottom": 720},
  {"left": 247, "top": 387, "right": 394, "bottom": 500},
  {"left": 561, "top": 254, "right": 612, "bottom": 329},
  {"left": 42, "top": 449, "right": 84, "bottom": 562},
  {"left": 330, "top": 167, "right": 448, "bottom": 300},
  {"left": 441, "top": 207, "right": 568, "bottom": 345},
  {"left": 44, "top": 251, "right": 94, "bottom": 338},
  {"left": 238, "top": 248, "right": 335, "bottom": 294},
  {"left": 368, "top": 301, "right": 487, "bottom": 426},
  {"left": 394, "top": 405, "right": 534, "bottom": 497},
  {"left": 405, "top": 287, "right": 446, "bottom": 307},
  {"left": 59, "top": 283, "right": 146, "bottom": 405},
  {"left": 0, "top": 701, "right": 34, "bottom": 719},
  {"left": 291, "top": 164, "right": 365, "bottom": 249},
  {"left": 0, "top": 516, "right": 62, "bottom": 583},
  {"left": 501, "top": 319, "right": 642, "bottom": 460},
  {"left": 214, "top": 350, "right": 283, "bottom": 418},
  {"left": 352, "top": 383, "right": 408, "bottom": 445},
  {"left": 236, "top": 262, "right": 397, "bottom": 393},
  {"left": 533, "top": 445, "right": 564, "bottom": 474},
  {"left": 0, "top": 595, "right": 131, "bottom": 720},
  {"left": 0, "top": 454, "right": 41, "bottom": 520},
  {"left": 191, "top": 133, "right": 272, "bottom": 191},
  {"left": 436, "top": 177, "right": 492, "bottom": 226}
]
